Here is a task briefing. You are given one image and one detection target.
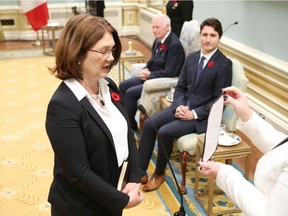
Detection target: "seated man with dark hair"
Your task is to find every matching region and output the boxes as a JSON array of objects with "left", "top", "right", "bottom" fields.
[
  {"left": 139, "top": 17, "right": 233, "bottom": 192},
  {"left": 119, "top": 14, "right": 185, "bottom": 131}
]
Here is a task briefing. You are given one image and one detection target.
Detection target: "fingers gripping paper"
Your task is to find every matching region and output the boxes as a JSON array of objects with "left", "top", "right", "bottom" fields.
[{"left": 202, "top": 94, "right": 224, "bottom": 162}]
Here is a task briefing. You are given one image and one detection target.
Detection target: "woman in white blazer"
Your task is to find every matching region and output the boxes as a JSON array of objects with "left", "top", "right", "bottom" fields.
[{"left": 197, "top": 86, "right": 288, "bottom": 215}]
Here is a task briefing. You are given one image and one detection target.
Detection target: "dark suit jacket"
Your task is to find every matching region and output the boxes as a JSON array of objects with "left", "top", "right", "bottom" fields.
[
  {"left": 172, "top": 49, "right": 232, "bottom": 133},
  {"left": 87, "top": 0, "right": 105, "bottom": 17},
  {"left": 146, "top": 31, "right": 185, "bottom": 79},
  {"left": 46, "top": 77, "right": 140, "bottom": 216}
]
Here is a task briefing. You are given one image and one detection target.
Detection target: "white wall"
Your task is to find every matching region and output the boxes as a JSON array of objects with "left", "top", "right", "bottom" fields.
[{"left": 193, "top": 1, "right": 288, "bottom": 62}]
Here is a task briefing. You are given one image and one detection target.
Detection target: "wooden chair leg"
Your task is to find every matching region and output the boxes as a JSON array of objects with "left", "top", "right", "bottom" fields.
[
  {"left": 180, "top": 151, "right": 190, "bottom": 194},
  {"left": 139, "top": 112, "right": 147, "bottom": 132}
]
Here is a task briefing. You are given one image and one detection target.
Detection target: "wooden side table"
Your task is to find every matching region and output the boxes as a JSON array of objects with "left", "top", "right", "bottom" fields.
[
  {"left": 118, "top": 51, "right": 144, "bottom": 82},
  {"left": 194, "top": 136, "right": 251, "bottom": 215},
  {"left": 41, "top": 25, "right": 64, "bottom": 56},
  {"left": 160, "top": 96, "right": 172, "bottom": 110}
]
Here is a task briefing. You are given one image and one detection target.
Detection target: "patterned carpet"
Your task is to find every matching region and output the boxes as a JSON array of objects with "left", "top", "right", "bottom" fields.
[
  {"left": 0, "top": 53, "right": 242, "bottom": 216},
  {"left": 0, "top": 48, "right": 52, "bottom": 59}
]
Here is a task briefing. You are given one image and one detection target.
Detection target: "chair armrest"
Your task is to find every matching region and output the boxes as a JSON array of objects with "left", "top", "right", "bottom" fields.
[
  {"left": 142, "top": 77, "right": 178, "bottom": 93},
  {"left": 130, "top": 63, "right": 146, "bottom": 77},
  {"left": 139, "top": 77, "right": 178, "bottom": 116}
]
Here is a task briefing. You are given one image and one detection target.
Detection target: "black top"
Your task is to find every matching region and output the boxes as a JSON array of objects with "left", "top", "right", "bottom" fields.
[{"left": 166, "top": 0, "right": 194, "bottom": 37}]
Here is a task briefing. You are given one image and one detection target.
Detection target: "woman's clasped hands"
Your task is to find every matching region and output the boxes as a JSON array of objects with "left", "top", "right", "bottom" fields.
[{"left": 122, "top": 183, "right": 144, "bottom": 209}]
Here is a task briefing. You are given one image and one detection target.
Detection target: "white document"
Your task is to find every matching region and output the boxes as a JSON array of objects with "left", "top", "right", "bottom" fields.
[
  {"left": 202, "top": 94, "right": 224, "bottom": 162},
  {"left": 117, "top": 161, "right": 128, "bottom": 191}
]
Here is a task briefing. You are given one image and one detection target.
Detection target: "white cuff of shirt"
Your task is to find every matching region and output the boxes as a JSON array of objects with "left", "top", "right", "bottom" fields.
[
  {"left": 176, "top": 106, "right": 198, "bottom": 119},
  {"left": 192, "top": 110, "right": 198, "bottom": 119}
]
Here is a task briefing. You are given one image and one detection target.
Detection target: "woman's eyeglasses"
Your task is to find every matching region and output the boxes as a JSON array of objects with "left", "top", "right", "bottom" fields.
[{"left": 90, "top": 48, "right": 115, "bottom": 58}]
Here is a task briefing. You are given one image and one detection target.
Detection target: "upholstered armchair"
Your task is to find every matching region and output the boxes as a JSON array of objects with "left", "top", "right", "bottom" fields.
[
  {"left": 179, "top": 20, "right": 201, "bottom": 57},
  {"left": 129, "top": 63, "right": 178, "bottom": 117},
  {"left": 138, "top": 77, "right": 178, "bottom": 117},
  {"left": 129, "top": 63, "right": 178, "bottom": 130},
  {"left": 176, "top": 58, "right": 249, "bottom": 194},
  {"left": 135, "top": 20, "right": 201, "bottom": 130}
]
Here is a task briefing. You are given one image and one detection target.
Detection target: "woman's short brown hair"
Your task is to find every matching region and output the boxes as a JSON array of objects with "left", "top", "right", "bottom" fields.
[{"left": 51, "top": 14, "right": 122, "bottom": 80}]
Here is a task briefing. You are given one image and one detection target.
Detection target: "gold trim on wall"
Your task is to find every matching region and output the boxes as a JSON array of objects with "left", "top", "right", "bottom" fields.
[
  {"left": 123, "top": 9, "right": 138, "bottom": 26},
  {"left": 0, "top": 9, "right": 22, "bottom": 31}
]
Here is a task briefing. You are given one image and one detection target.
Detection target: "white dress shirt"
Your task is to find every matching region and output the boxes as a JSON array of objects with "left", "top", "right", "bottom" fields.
[{"left": 64, "top": 78, "right": 129, "bottom": 167}]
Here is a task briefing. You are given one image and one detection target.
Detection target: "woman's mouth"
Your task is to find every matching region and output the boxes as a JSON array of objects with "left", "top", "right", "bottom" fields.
[
  {"left": 102, "top": 65, "right": 111, "bottom": 73},
  {"left": 103, "top": 65, "right": 110, "bottom": 70}
]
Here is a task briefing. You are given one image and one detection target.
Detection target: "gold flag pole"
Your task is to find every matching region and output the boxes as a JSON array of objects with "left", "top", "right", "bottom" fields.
[{"left": 33, "top": 31, "right": 41, "bottom": 46}]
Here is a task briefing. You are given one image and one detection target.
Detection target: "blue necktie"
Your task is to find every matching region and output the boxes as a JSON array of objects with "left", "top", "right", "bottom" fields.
[{"left": 195, "top": 56, "right": 206, "bottom": 83}]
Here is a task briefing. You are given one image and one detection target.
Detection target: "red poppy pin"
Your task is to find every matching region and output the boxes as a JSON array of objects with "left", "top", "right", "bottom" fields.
[
  {"left": 172, "top": 0, "right": 178, "bottom": 8},
  {"left": 111, "top": 92, "right": 120, "bottom": 102},
  {"left": 160, "top": 44, "right": 166, "bottom": 51},
  {"left": 207, "top": 61, "right": 214, "bottom": 68}
]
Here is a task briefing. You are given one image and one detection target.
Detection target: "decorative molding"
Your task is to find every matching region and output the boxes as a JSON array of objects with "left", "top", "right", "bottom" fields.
[
  {"left": 138, "top": 8, "right": 156, "bottom": 45},
  {"left": 105, "top": 10, "right": 119, "bottom": 17},
  {"left": 220, "top": 36, "right": 288, "bottom": 133},
  {"left": 121, "top": 26, "right": 140, "bottom": 36},
  {"left": 140, "top": 12, "right": 152, "bottom": 23},
  {"left": 0, "top": 8, "right": 21, "bottom": 31}
]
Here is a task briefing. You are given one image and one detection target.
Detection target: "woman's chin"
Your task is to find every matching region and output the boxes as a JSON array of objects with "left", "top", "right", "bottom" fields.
[{"left": 100, "top": 70, "right": 109, "bottom": 77}]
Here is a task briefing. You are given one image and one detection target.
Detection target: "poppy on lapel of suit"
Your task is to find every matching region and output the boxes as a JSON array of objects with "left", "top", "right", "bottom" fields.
[
  {"left": 208, "top": 61, "right": 214, "bottom": 68},
  {"left": 159, "top": 44, "right": 166, "bottom": 51},
  {"left": 111, "top": 92, "right": 121, "bottom": 102},
  {"left": 172, "top": 0, "right": 178, "bottom": 9}
]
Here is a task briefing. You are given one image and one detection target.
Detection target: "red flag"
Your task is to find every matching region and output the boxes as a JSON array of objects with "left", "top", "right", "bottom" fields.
[{"left": 21, "top": 0, "right": 49, "bottom": 31}]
